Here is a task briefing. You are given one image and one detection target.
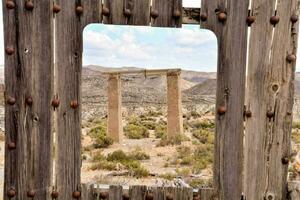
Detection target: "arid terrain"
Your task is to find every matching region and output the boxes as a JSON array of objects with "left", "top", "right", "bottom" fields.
[{"left": 0, "top": 65, "right": 300, "bottom": 191}]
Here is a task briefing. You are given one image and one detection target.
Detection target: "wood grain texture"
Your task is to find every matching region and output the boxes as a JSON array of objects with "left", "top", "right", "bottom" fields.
[
  {"left": 198, "top": 188, "right": 216, "bottom": 200},
  {"left": 201, "top": 0, "right": 249, "bottom": 199},
  {"left": 244, "top": 0, "right": 300, "bottom": 199},
  {"left": 82, "top": 0, "right": 102, "bottom": 28},
  {"left": 109, "top": 185, "right": 123, "bottom": 200},
  {"left": 103, "top": 0, "right": 127, "bottom": 25},
  {"left": 125, "top": 0, "right": 150, "bottom": 25},
  {"left": 81, "top": 184, "right": 95, "bottom": 200},
  {"left": 54, "top": 0, "right": 82, "bottom": 199},
  {"left": 3, "top": 0, "right": 54, "bottom": 200},
  {"left": 129, "top": 185, "right": 147, "bottom": 200},
  {"left": 151, "top": 0, "right": 183, "bottom": 27}
]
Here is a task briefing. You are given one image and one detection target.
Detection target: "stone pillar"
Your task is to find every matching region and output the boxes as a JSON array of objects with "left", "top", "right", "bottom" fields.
[
  {"left": 167, "top": 71, "right": 183, "bottom": 138},
  {"left": 107, "top": 74, "right": 122, "bottom": 142}
]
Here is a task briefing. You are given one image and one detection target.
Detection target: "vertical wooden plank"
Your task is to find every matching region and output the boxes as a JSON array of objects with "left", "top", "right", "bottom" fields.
[
  {"left": 109, "top": 185, "right": 123, "bottom": 200},
  {"left": 244, "top": 0, "right": 300, "bottom": 199},
  {"left": 201, "top": 0, "right": 249, "bottom": 200},
  {"left": 103, "top": 0, "right": 127, "bottom": 25},
  {"left": 129, "top": 186, "right": 147, "bottom": 200},
  {"left": 3, "top": 0, "right": 54, "bottom": 200},
  {"left": 151, "top": 187, "right": 165, "bottom": 200},
  {"left": 174, "top": 187, "right": 193, "bottom": 200},
  {"left": 81, "top": 184, "right": 95, "bottom": 200},
  {"left": 151, "top": 0, "right": 182, "bottom": 27},
  {"left": 54, "top": 0, "right": 82, "bottom": 199},
  {"left": 288, "top": 182, "right": 300, "bottom": 200},
  {"left": 125, "top": 0, "right": 150, "bottom": 25},
  {"left": 198, "top": 188, "right": 216, "bottom": 200},
  {"left": 82, "top": 0, "right": 102, "bottom": 28}
]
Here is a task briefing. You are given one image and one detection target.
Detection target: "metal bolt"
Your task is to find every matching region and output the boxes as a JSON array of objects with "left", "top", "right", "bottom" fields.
[
  {"left": 7, "top": 142, "right": 16, "bottom": 150},
  {"left": 102, "top": 7, "right": 110, "bottom": 16},
  {"left": 70, "top": 100, "right": 78, "bottom": 109},
  {"left": 217, "top": 106, "right": 226, "bottom": 115},
  {"left": 146, "top": 192, "right": 154, "bottom": 200},
  {"left": 72, "top": 191, "right": 81, "bottom": 199},
  {"left": 166, "top": 194, "right": 173, "bottom": 200},
  {"left": 200, "top": 13, "right": 208, "bottom": 21},
  {"left": 25, "top": 97, "right": 33, "bottom": 106},
  {"left": 51, "top": 99, "right": 60, "bottom": 108},
  {"left": 218, "top": 12, "right": 227, "bottom": 23},
  {"left": 27, "top": 190, "right": 35, "bottom": 198},
  {"left": 122, "top": 193, "right": 129, "bottom": 200},
  {"left": 124, "top": 9, "right": 131, "bottom": 17},
  {"left": 7, "top": 188, "right": 16, "bottom": 198},
  {"left": 51, "top": 191, "right": 59, "bottom": 198},
  {"left": 25, "top": 1, "right": 34, "bottom": 11},
  {"left": 6, "top": 1, "right": 15, "bottom": 9},
  {"left": 193, "top": 196, "right": 200, "bottom": 200},
  {"left": 53, "top": 4, "right": 61, "bottom": 13},
  {"left": 270, "top": 16, "right": 280, "bottom": 25},
  {"left": 287, "top": 54, "right": 296, "bottom": 63},
  {"left": 99, "top": 191, "right": 109, "bottom": 199},
  {"left": 150, "top": 10, "right": 159, "bottom": 19},
  {"left": 246, "top": 16, "right": 255, "bottom": 26},
  {"left": 5, "top": 47, "right": 15, "bottom": 55},
  {"left": 244, "top": 110, "right": 252, "bottom": 118},
  {"left": 291, "top": 14, "right": 299, "bottom": 23},
  {"left": 75, "top": 6, "right": 83, "bottom": 15},
  {"left": 281, "top": 157, "right": 289, "bottom": 165},
  {"left": 7, "top": 96, "right": 16, "bottom": 105},
  {"left": 173, "top": 9, "right": 181, "bottom": 19},
  {"left": 266, "top": 111, "right": 274, "bottom": 118}
]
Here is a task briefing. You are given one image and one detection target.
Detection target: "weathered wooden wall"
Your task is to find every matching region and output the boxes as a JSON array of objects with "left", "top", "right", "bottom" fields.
[{"left": 2, "top": 0, "right": 300, "bottom": 200}]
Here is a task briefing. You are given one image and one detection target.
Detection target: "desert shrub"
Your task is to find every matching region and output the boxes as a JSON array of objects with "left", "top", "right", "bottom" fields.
[
  {"left": 89, "top": 125, "right": 113, "bottom": 148},
  {"left": 124, "top": 161, "right": 149, "bottom": 178},
  {"left": 191, "top": 120, "right": 215, "bottom": 129},
  {"left": 192, "top": 144, "right": 214, "bottom": 173},
  {"left": 159, "top": 173, "right": 176, "bottom": 181},
  {"left": 291, "top": 130, "right": 300, "bottom": 143},
  {"left": 157, "top": 134, "right": 190, "bottom": 146},
  {"left": 90, "top": 160, "right": 118, "bottom": 171},
  {"left": 189, "top": 178, "right": 213, "bottom": 188},
  {"left": 141, "top": 121, "right": 157, "bottom": 130},
  {"left": 107, "top": 150, "right": 128, "bottom": 162},
  {"left": 176, "top": 146, "right": 192, "bottom": 159},
  {"left": 175, "top": 168, "right": 190, "bottom": 177},
  {"left": 129, "top": 149, "right": 150, "bottom": 160},
  {"left": 292, "top": 122, "right": 300, "bottom": 129},
  {"left": 155, "top": 124, "right": 167, "bottom": 139},
  {"left": 190, "top": 111, "right": 200, "bottom": 118},
  {"left": 192, "top": 129, "right": 214, "bottom": 144},
  {"left": 92, "top": 151, "right": 106, "bottom": 162},
  {"left": 146, "top": 110, "right": 163, "bottom": 117},
  {"left": 124, "top": 124, "right": 149, "bottom": 139}
]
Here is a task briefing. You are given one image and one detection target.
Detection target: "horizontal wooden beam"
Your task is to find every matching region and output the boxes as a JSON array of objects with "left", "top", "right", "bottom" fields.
[{"left": 102, "top": 68, "right": 181, "bottom": 75}]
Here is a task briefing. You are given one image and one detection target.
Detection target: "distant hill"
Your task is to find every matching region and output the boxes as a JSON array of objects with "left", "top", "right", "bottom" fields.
[{"left": 183, "top": 79, "right": 217, "bottom": 96}]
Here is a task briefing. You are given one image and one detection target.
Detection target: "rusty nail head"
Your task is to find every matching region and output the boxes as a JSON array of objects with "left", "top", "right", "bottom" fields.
[
  {"left": 6, "top": 1, "right": 15, "bottom": 9},
  {"left": 7, "top": 142, "right": 16, "bottom": 150},
  {"left": 122, "top": 193, "right": 129, "bottom": 200},
  {"left": 173, "top": 9, "right": 181, "bottom": 19},
  {"left": 281, "top": 157, "right": 289, "bottom": 165},
  {"left": 270, "top": 16, "right": 280, "bottom": 25},
  {"left": 193, "top": 196, "right": 200, "bottom": 200},
  {"left": 7, "top": 188, "right": 16, "bottom": 198},
  {"left": 146, "top": 192, "right": 154, "bottom": 200},
  {"left": 124, "top": 8, "right": 131, "bottom": 17},
  {"left": 51, "top": 191, "right": 59, "bottom": 198},
  {"left": 246, "top": 16, "right": 255, "bottom": 26},
  {"left": 200, "top": 13, "right": 208, "bottom": 21},
  {"left": 266, "top": 111, "right": 274, "bottom": 118},
  {"left": 99, "top": 191, "right": 109, "bottom": 199},
  {"left": 5, "top": 47, "right": 15, "bottom": 55},
  {"left": 217, "top": 106, "right": 226, "bottom": 115},
  {"left": 26, "top": 97, "right": 33, "bottom": 106},
  {"left": 166, "top": 194, "right": 173, "bottom": 200},
  {"left": 102, "top": 7, "right": 110, "bottom": 16},
  {"left": 7, "top": 96, "right": 16, "bottom": 105},
  {"left": 76, "top": 6, "right": 83, "bottom": 15},
  {"left": 73, "top": 191, "right": 81, "bottom": 199},
  {"left": 70, "top": 100, "right": 78, "bottom": 109},
  {"left": 51, "top": 99, "right": 60, "bottom": 108},
  {"left": 287, "top": 54, "right": 296, "bottom": 63},
  {"left": 218, "top": 12, "right": 227, "bottom": 22},
  {"left": 53, "top": 4, "right": 61, "bottom": 13},
  {"left": 27, "top": 190, "right": 35, "bottom": 198},
  {"left": 245, "top": 110, "right": 252, "bottom": 118},
  {"left": 291, "top": 14, "right": 299, "bottom": 23},
  {"left": 150, "top": 10, "right": 159, "bottom": 19},
  {"left": 25, "top": 1, "right": 34, "bottom": 11}
]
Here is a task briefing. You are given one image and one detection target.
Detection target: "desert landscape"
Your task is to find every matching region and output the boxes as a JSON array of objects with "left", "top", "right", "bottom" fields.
[{"left": 0, "top": 65, "right": 300, "bottom": 191}]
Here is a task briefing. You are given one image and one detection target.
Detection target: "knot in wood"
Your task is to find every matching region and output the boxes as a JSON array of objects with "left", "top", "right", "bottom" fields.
[
  {"left": 286, "top": 54, "right": 296, "bottom": 63},
  {"left": 5, "top": 46, "right": 15, "bottom": 55},
  {"left": 26, "top": 97, "right": 33, "bottom": 106},
  {"left": 6, "top": 1, "right": 15, "bottom": 9},
  {"left": 200, "top": 13, "right": 208, "bottom": 21},
  {"left": 146, "top": 192, "right": 154, "bottom": 200},
  {"left": 246, "top": 16, "right": 255, "bottom": 26},
  {"left": 270, "top": 16, "right": 279, "bottom": 25},
  {"left": 7, "top": 142, "right": 16, "bottom": 150},
  {"left": 124, "top": 9, "right": 131, "bottom": 17},
  {"left": 7, "top": 188, "right": 16, "bottom": 198},
  {"left": 51, "top": 191, "right": 59, "bottom": 198},
  {"left": 53, "top": 4, "right": 61, "bottom": 13},
  {"left": 99, "top": 191, "right": 109, "bottom": 199},
  {"left": 76, "top": 6, "right": 83, "bottom": 15},
  {"left": 150, "top": 10, "right": 159, "bottom": 19},
  {"left": 25, "top": 1, "right": 34, "bottom": 11},
  {"left": 122, "top": 193, "right": 129, "bottom": 200},
  {"left": 7, "top": 96, "right": 16, "bottom": 105},
  {"left": 291, "top": 14, "right": 299, "bottom": 23},
  {"left": 72, "top": 191, "right": 81, "bottom": 199},
  {"left": 27, "top": 190, "right": 35, "bottom": 198},
  {"left": 173, "top": 9, "right": 181, "bottom": 19},
  {"left": 102, "top": 7, "right": 110, "bottom": 17},
  {"left": 218, "top": 12, "right": 227, "bottom": 23}
]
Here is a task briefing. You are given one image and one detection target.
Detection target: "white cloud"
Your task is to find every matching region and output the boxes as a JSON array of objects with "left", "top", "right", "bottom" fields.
[
  {"left": 173, "top": 28, "right": 216, "bottom": 46},
  {"left": 183, "top": 0, "right": 201, "bottom": 7}
]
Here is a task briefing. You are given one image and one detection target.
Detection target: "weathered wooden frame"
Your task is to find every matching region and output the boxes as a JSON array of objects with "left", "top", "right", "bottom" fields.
[{"left": 2, "top": 0, "right": 300, "bottom": 199}]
